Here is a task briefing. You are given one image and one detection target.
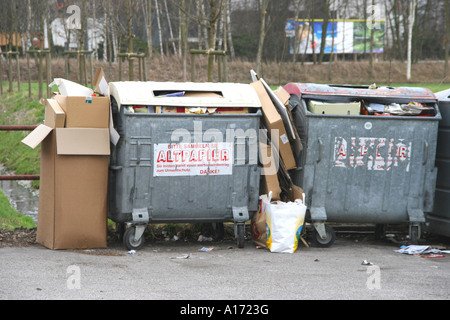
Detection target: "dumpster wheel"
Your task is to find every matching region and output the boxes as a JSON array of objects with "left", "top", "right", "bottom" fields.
[
  {"left": 236, "top": 224, "right": 245, "bottom": 249},
  {"left": 123, "top": 226, "right": 145, "bottom": 251},
  {"left": 311, "top": 224, "right": 336, "bottom": 248}
]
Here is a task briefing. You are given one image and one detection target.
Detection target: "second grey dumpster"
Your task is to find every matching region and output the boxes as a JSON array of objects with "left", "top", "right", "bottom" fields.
[
  {"left": 284, "top": 83, "right": 441, "bottom": 246},
  {"left": 108, "top": 81, "right": 262, "bottom": 250},
  {"left": 425, "top": 88, "right": 450, "bottom": 238}
]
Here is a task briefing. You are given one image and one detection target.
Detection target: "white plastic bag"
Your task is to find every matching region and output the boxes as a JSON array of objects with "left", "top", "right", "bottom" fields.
[
  {"left": 49, "top": 78, "right": 94, "bottom": 97},
  {"left": 265, "top": 196, "right": 306, "bottom": 253}
]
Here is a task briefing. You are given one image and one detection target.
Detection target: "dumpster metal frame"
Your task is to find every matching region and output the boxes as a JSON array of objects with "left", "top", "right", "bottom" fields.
[
  {"left": 108, "top": 81, "right": 262, "bottom": 250},
  {"left": 284, "top": 83, "right": 441, "bottom": 245},
  {"left": 426, "top": 89, "right": 450, "bottom": 238}
]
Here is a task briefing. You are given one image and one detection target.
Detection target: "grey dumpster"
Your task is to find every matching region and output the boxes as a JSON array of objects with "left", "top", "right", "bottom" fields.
[
  {"left": 108, "top": 81, "right": 262, "bottom": 250},
  {"left": 425, "top": 89, "right": 450, "bottom": 238},
  {"left": 284, "top": 83, "right": 441, "bottom": 246}
]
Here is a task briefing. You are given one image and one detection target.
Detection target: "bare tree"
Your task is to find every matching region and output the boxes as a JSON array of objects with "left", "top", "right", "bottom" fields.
[
  {"left": 145, "top": 0, "right": 153, "bottom": 60},
  {"left": 206, "top": 0, "right": 222, "bottom": 80},
  {"left": 180, "top": 0, "right": 188, "bottom": 79},
  {"left": 369, "top": 0, "right": 375, "bottom": 78},
  {"left": 406, "top": 0, "right": 416, "bottom": 80},
  {"left": 164, "top": 0, "right": 177, "bottom": 54},
  {"left": 155, "top": 0, "right": 164, "bottom": 57},
  {"left": 318, "top": 0, "right": 330, "bottom": 65},
  {"left": 225, "top": 0, "right": 235, "bottom": 59}
]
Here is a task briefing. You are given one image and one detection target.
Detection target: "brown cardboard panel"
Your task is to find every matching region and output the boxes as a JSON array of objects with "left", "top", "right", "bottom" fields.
[
  {"left": 21, "top": 125, "right": 53, "bottom": 149},
  {"left": 54, "top": 95, "right": 110, "bottom": 128},
  {"left": 274, "top": 86, "right": 291, "bottom": 106},
  {"left": 183, "top": 91, "right": 223, "bottom": 98},
  {"left": 55, "top": 128, "right": 110, "bottom": 155},
  {"left": 251, "top": 81, "right": 296, "bottom": 170},
  {"left": 44, "top": 99, "right": 65, "bottom": 129},
  {"left": 274, "top": 88, "right": 303, "bottom": 155},
  {"left": 259, "top": 142, "right": 281, "bottom": 200},
  {"left": 36, "top": 131, "right": 57, "bottom": 249},
  {"left": 93, "top": 68, "right": 109, "bottom": 96},
  {"left": 53, "top": 156, "right": 109, "bottom": 249}
]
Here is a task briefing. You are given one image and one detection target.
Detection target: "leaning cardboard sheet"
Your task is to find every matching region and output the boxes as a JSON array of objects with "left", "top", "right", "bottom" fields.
[{"left": 22, "top": 70, "right": 113, "bottom": 250}]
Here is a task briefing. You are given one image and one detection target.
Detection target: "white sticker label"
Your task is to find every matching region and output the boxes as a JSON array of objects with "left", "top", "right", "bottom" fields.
[
  {"left": 153, "top": 142, "right": 233, "bottom": 177},
  {"left": 280, "top": 134, "right": 289, "bottom": 145}
]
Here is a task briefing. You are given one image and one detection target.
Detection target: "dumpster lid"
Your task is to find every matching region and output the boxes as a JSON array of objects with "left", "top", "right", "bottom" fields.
[
  {"left": 284, "top": 83, "right": 437, "bottom": 101},
  {"left": 435, "top": 88, "right": 450, "bottom": 101},
  {"left": 109, "top": 81, "right": 262, "bottom": 109}
]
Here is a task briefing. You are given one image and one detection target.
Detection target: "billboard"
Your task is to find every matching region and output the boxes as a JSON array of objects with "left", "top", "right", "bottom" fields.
[{"left": 285, "top": 19, "right": 385, "bottom": 54}]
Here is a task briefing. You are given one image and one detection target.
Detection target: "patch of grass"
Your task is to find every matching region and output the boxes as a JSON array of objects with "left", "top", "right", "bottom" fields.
[
  {"left": 0, "top": 189, "right": 36, "bottom": 230},
  {"left": 388, "top": 83, "right": 450, "bottom": 93},
  {"left": 0, "top": 89, "right": 43, "bottom": 189}
]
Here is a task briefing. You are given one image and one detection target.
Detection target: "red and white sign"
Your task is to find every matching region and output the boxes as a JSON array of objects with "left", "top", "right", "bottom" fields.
[
  {"left": 153, "top": 142, "right": 234, "bottom": 177},
  {"left": 334, "top": 137, "right": 412, "bottom": 172}
]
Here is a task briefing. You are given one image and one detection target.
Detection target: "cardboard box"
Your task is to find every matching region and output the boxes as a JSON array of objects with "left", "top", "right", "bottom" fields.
[
  {"left": 22, "top": 98, "right": 110, "bottom": 250},
  {"left": 308, "top": 100, "right": 361, "bottom": 115},
  {"left": 251, "top": 80, "right": 296, "bottom": 170},
  {"left": 54, "top": 95, "right": 110, "bottom": 128}
]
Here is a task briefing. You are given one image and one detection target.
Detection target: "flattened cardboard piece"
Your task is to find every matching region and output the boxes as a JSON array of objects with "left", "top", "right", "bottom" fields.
[
  {"left": 251, "top": 80, "right": 296, "bottom": 170},
  {"left": 54, "top": 95, "right": 110, "bottom": 129},
  {"left": 260, "top": 78, "right": 296, "bottom": 140},
  {"left": 21, "top": 124, "right": 53, "bottom": 149},
  {"left": 55, "top": 128, "right": 111, "bottom": 155},
  {"left": 274, "top": 88, "right": 303, "bottom": 155},
  {"left": 93, "top": 68, "right": 109, "bottom": 96},
  {"left": 274, "top": 86, "right": 291, "bottom": 106},
  {"left": 308, "top": 100, "right": 361, "bottom": 115}
]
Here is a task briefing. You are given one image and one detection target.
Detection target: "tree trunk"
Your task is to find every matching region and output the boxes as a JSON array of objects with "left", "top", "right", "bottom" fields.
[
  {"left": 164, "top": 0, "right": 177, "bottom": 54},
  {"left": 207, "top": 0, "right": 220, "bottom": 81},
  {"left": 147, "top": 0, "right": 153, "bottom": 60},
  {"left": 226, "top": 0, "right": 235, "bottom": 59},
  {"left": 369, "top": 0, "right": 375, "bottom": 78},
  {"left": 155, "top": 0, "right": 164, "bottom": 57},
  {"left": 127, "top": 0, "right": 134, "bottom": 81},
  {"left": 406, "top": 0, "right": 416, "bottom": 80},
  {"left": 318, "top": 0, "right": 330, "bottom": 65},
  {"left": 256, "top": 0, "right": 269, "bottom": 76},
  {"left": 180, "top": 0, "right": 188, "bottom": 80}
]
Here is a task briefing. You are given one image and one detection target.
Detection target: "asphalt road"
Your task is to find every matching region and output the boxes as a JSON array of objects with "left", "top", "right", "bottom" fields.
[{"left": 1, "top": 230, "right": 449, "bottom": 305}]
